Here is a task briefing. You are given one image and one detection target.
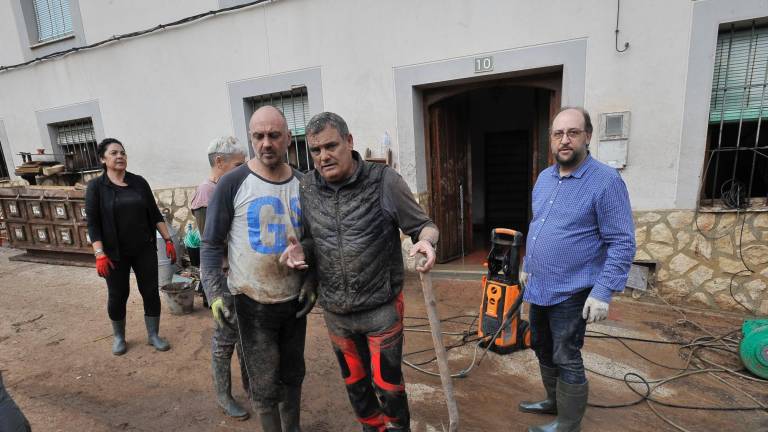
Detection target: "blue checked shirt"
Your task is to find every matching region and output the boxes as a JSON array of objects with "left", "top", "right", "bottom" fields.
[{"left": 523, "top": 154, "right": 635, "bottom": 306}]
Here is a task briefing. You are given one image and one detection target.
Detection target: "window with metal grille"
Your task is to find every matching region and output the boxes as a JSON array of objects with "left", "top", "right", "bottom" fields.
[
  {"left": 703, "top": 20, "right": 768, "bottom": 207},
  {"left": 247, "top": 87, "right": 314, "bottom": 172},
  {"left": 32, "top": 0, "right": 73, "bottom": 43},
  {"left": 0, "top": 141, "right": 9, "bottom": 181},
  {"left": 55, "top": 119, "right": 99, "bottom": 172}
]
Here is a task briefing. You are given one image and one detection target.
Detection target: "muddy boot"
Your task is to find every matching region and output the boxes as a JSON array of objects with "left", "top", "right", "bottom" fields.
[
  {"left": 528, "top": 380, "right": 588, "bottom": 432},
  {"left": 279, "top": 385, "right": 302, "bottom": 432},
  {"left": 212, "top": 356, "right": 249, "bottom": 420},
  {"left": 519, "top": 364, "right": 558, "bottom": 414},
  {"left": 256, "top": 404, "right": 283, "bottom": 432},
  {"left": 111, "top": 320, "right": 127, "bottom": 356},
  {"left": 144, "top": 316, "right": 170, "bottom": 351}
]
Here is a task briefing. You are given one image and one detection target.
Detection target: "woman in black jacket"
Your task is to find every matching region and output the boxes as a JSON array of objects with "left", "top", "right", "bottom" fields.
[{"left": 85, "top": 138, "right": 177, "bottom": 355}]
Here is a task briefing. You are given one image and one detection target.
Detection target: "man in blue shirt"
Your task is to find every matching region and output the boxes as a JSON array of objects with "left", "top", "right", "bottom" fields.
[{"left": 519, "top": 107, "right": 635, "bottom": 432}]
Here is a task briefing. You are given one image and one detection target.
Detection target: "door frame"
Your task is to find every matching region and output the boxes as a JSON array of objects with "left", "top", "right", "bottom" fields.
[
  {"left": 422, "top": 74, "right": 562, "bottom": 259},
  {"left": 393, "top": 39, "right": 587, "bottom": 197}
]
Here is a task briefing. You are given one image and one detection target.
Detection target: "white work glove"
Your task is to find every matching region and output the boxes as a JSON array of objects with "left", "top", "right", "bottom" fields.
[
  {"left": 519, "top": 260, "right": 528, "bottom": 286},
  {"left": 582, "top": 297, "right": 609, "bottom": 323}
]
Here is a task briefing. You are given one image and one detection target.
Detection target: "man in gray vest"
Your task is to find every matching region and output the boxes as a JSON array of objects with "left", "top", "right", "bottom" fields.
[{"left": 282, "top": 112, "right": 438, "bottom": 431}]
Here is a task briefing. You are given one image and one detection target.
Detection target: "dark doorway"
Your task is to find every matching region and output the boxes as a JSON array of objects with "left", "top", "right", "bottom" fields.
[
  {"left": 484, "top": 130, "right": 530, "bottom": 233},
  {"left": 423, "top": 71, "right": 561, "bottom": 264}
]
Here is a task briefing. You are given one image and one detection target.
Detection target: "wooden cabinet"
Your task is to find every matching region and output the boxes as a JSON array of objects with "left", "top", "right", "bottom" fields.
[{"left": 0, "top": 187, "right": 91, "bottom": 254}]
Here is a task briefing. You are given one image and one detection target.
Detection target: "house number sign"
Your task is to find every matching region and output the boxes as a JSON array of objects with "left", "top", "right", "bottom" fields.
[{"left": 474, "top": 55, "right": 494, "bottom": 73}]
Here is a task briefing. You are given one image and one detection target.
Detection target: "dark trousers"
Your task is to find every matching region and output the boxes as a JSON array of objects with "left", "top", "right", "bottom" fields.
[
  {"left": 0, "top": 372, "right": 31, "bottom": 432},
  {"left": 105, "top": 245, "right": 161, "bottom": 321},
  {"left": 324, "top": 292, "right": 410, "bottom": 432},
  {"left": 529, "top": 289, "right": 590, "bottom": 385},
  {"left": 234, "top": 295, "right": 306, "bottom": 408},
  {"left": 212, "top": 292, "right": 248, "bottom": 392}
]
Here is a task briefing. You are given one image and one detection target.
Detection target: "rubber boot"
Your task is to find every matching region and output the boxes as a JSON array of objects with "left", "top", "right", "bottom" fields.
[
  {"left": 256, "top": 404, "right": 283, "bottom": 432},
  {"left": 279, "top": 385, "right": 302, "bottom": 432},
  {"left": 111, "top": 320, "right": 127, "bottom": 356},
  {"left": 528, "top": 379, "right": 588, "bottom": 432},
  {"left": 519, "top": 364, "right": 558, "bottom": 414},
  {"left": 212, "top": 356, "right": 249, "bottom": 420},
  {"left": 144, "top": 316, "right": 170, "bottom": 351}
]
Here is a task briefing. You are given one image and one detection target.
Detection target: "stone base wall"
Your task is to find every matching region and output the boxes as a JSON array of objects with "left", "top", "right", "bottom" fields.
[
  {"left": 634, "top": 210, "right": 768, "bottom": 315},
  {"left": 152, "top": 187, "right": 198, "bottom": 238}
]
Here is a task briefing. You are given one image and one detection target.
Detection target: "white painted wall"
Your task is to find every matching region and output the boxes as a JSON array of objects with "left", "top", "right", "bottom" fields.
[
  {"left": 0, "top": 0, "right": 759, "bottom": 210},
  {"left": 79, "top": 0, "right": 217, "bottom": 44},
  {"left": 0, "top": 3, "right": 24, "bottom": 66}
]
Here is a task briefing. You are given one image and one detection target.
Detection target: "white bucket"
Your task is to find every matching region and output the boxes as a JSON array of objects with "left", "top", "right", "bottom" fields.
[{"left": 157, "top": 232, "right": 179, "bottom": 287}]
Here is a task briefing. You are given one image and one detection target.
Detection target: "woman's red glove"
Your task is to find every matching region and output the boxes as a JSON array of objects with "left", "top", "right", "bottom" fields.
[
  {"left": 96, "top": 254, "right": 115, "bottom": 278},
  {"left": 165, "top": 239, "right": 177, "bottom": 262}
]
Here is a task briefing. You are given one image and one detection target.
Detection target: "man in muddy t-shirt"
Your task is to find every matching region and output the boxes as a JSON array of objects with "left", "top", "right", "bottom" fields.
[{"left": 201, "top": 106, "right": 315, "bottom": 432}]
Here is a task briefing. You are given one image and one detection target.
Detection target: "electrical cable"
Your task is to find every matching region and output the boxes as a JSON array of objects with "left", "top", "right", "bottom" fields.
[{"left": 0, "top": 0, "right": 274, "bottom": 73}]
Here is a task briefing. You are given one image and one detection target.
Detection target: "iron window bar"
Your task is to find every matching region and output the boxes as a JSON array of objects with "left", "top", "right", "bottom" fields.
[
  {"left": 55, "top": 119, "right": 99, "bottom": 172},
  {"left": 247, "top": 87, "right": 313, "bottom": 172},
  {"left": 0, "top": 142, "right": 9, "bottom": 181},
  {"left": 704, "top": 21, "right": 768, "bottom": 208}
]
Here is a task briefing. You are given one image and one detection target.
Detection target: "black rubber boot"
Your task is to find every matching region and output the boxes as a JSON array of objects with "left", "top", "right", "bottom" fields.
[
  {"left": 256, "top": 404, "right": 283, "bottom": 432},
  {"left": 528, "top": 379, "right": 588, "bottom": 432},
  {"left": 111, "top": 320, "right": 127, "bottom": 356},
  {"left": 519, "top": 364, "right": 558, "bottom": 414},
  {"left": 212, "top": 356, "right": 249, "bottom": 420},
  {"left": 144, "top": 316, "right": 170, "bottom": 351},
  {"left": 0, "top": 371, "right": 32, "bottom": 432},
  {"left": 279, "top": 385, "right": 302, "bottom": 432}
]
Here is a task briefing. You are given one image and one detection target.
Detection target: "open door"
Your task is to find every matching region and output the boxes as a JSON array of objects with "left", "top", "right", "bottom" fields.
[{"left": 426, "top": 94, "right": 471, "bottom": 263}]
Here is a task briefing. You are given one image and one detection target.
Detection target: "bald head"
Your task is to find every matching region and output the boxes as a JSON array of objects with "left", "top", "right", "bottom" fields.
[
  {"left": 250, "top": 105, "right": 289, "bottom": 134},
  {"left": 249, "top": 106, "right": 291, "bottom": 169}
]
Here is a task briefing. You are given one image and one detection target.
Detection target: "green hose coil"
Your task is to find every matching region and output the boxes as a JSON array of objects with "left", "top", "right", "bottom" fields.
[{"left": 740, "top": 319, "right": 768, "bottom": 380}]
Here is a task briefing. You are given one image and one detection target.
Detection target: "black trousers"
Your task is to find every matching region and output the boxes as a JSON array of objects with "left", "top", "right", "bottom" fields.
[
  {"left": 234, "top": 295, "right": 307, "bottom": 408},
  {"left": 105, "top": 244, "right": 161, "bottom": 321}
]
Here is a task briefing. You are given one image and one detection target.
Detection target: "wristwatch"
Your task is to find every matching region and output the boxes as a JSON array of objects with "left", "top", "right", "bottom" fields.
[{"left": 94, "top": 248, "right": 104, "bottom": 257}]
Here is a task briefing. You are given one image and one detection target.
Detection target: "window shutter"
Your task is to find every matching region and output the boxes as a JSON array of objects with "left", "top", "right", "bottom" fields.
[
  {"left": 250, "top": 88, "right": 309, "bottom": 136},
  {"left": 33, "top": 0, "right": 73, "bottom": 43},
  {"left": 709, "top": 26, "right": 768, "bottom": 123}
]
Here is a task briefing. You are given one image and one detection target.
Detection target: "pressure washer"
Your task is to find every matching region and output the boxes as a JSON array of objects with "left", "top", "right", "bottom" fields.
[{"left": 478, "top": 228, "right": 532, "bottom": 354}]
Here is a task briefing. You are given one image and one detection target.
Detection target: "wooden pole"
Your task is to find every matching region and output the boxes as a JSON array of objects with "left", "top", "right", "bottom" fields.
[{"left": 416, "top": 255, "right": 459, "bottom": 431}]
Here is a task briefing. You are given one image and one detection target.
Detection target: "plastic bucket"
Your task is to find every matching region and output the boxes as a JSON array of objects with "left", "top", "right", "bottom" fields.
[
  {"left": 160, "top": 282, "right": 195, "bottom": 315},
  {"left": 157, "top": 233, "right": 179, "bottom": 287}
]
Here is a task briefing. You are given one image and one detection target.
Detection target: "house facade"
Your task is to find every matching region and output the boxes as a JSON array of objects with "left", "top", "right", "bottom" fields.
[{"left": 0, "top": 0, "right": 767, "bottom": 313}]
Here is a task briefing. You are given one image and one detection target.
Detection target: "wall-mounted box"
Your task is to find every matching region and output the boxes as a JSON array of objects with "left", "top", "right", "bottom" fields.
[{"left": 597, "top": 111, "right": 630, "bottom": 169}]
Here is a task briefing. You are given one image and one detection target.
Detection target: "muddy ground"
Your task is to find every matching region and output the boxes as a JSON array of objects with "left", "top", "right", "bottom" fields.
[{"left": 1, "top": 247, "right": 767, "bottom": 431}]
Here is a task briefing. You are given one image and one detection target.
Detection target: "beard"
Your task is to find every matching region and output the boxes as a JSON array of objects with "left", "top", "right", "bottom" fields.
[
  {"left": 554, "top": 146, "right": 587, "bottom": 167},
  {"left": 257, "top": 150, "right": 282, "bottom": 168}
]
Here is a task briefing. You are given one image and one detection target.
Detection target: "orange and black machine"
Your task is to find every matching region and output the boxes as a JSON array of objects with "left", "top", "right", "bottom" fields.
[{"left": 478, "top": 228, "right": 532, "bottom": 354}]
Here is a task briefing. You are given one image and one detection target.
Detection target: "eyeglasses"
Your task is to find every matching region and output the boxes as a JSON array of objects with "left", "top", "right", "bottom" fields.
[{"left": 550, "top": 129, "right": 585, "bottom": 141}]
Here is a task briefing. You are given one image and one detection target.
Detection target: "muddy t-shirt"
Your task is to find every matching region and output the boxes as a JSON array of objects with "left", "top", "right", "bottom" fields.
[{"left": 201, "top": 164, "right": 303, "bottom": 303}]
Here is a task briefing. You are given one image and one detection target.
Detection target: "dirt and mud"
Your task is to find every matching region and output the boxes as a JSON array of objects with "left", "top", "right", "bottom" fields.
[{"left": 1, "top": 247, "right": 766, "bottom": 431}]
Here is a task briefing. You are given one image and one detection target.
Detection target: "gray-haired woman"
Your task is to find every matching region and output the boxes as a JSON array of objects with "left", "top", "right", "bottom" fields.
[{"left": 190, "top": 136, "right": 248, "bottom": 420}]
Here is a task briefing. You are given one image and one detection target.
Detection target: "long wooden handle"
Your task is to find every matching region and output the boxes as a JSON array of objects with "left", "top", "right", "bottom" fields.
[{"left": 417, "top": 257, "right": 459, "bottom": 431}]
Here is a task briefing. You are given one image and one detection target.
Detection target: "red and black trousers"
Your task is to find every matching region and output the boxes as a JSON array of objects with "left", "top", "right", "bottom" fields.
[{"left": 324, "top": 292, "right": 410, "bottom": 432}]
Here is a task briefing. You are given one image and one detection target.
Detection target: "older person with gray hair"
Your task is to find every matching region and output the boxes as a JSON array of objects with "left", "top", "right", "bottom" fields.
[{"left": 190, "top": 136, "right": 249, "bottom": 420}]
